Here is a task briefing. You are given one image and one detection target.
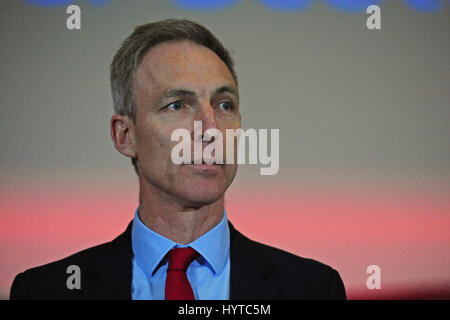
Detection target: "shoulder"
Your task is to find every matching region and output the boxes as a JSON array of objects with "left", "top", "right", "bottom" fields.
[
  {"left": 258, "top": 239, "right": 337, "bottom": 278},
  {"left": 229, "top": 222, "right": 346, "bottom": 299},
  {"left": 10, "top": 224, "right": 132, "bottom": 300},
  {"left": 259, "top": 239, "right": 345, "bottom": 296}
]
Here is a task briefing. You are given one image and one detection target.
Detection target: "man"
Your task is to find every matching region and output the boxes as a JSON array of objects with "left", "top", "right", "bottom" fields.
[{"left": 10, "top": 19, "right": 346, "bottom": 300}]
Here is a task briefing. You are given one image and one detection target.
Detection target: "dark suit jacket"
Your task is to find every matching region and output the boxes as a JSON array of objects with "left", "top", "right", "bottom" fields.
[{"left": 10, "top": 221, "right": 346, "bottom": 300}]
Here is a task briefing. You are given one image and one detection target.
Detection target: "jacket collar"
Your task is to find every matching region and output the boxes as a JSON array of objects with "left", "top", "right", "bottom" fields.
[
  {"left": 81, "top": 220, "right": 279, "bottom": 300},
  {"left": 82, "top": 222, "right": 133, "bottom": 300},
  {"left": 228, "top": 222, "right": 280, "bottom": 300}
]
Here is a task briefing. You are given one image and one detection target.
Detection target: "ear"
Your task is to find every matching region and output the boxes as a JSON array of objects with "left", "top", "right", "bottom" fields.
[{"left": 110, "top": 114, "right": 137, "bottom": 159}]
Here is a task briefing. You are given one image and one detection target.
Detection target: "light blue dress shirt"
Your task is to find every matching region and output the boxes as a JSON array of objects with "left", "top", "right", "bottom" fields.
[{"left": 131, "top": 207, "right": 230, "bottom": 300}]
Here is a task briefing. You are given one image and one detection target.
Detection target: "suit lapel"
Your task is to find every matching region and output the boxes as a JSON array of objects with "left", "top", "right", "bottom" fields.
[
  {"left": 229, "top": 222, "right": 280, "bottom": 299},
  {"left": 82, "top": 222, "right": 133, "bottom": 300}
]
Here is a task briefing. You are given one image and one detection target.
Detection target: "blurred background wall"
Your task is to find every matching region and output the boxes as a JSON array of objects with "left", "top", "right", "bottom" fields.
[{"left": 0, "top": 0, "right": 449, "bottom": 299}]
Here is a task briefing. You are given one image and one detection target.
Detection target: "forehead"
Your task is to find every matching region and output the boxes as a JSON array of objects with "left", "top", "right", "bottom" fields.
[{"left": 135, "top": 40, "right": 236, "bottom": 96}]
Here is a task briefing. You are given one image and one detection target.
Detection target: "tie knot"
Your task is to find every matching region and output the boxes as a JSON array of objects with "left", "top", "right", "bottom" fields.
[{"left": 167, "top": 247, "right": 199, "bottom": 272}]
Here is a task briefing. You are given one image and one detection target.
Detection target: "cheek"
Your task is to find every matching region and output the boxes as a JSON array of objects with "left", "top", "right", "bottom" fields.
[{"left": 136, "top": 125, "right": 170, "bottom": 160}]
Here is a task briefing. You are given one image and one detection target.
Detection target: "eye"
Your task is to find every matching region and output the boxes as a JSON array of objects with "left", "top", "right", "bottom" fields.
[
  {"left": 165, "top": 101, "right": 183, "bottom": 111},
  {"left": 218, "top": 101, "right": 233, "bottom": 111}
]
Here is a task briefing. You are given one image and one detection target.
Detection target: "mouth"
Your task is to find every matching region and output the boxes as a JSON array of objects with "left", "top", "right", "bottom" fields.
[
  {"left": 190, "top": 158, "right": 221, "bottom": 165},
  {"left": 188, "top": 159, "right": 222, "bottom": 170},
  {"left": 192, "top": 162, "right": 218, "bottom": 166}
]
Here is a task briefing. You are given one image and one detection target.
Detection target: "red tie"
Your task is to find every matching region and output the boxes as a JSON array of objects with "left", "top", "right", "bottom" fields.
[{"left": 165, "top": 247, "right": 199, "bottom": 300}]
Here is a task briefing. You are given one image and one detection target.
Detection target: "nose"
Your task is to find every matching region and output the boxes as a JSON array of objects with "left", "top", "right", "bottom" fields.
[{"left": 194, "top": 102, "right": 218, "bottom": 141}]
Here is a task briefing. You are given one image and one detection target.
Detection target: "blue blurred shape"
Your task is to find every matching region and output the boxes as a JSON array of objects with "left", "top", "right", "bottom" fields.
[
  {"left": 23, "top": 0, "right": 74, "bottom": 6},
  {"left": 403, "top": 0, "right": 443, "bottom": 12},
  {"left": 322, "top": 0, "right": 384, "bottom": 12},
  {"left": 90, "top": 0, "right": 111, "bottom": 5},
  {"left": 258, "top": 0, "right": 315, "bottom": 11},
  {"left": 23, "top": 0, "right": 112, "bottom": 5},
  {"left": 173, "top": 0, "right": 237, "bottom": 11}
]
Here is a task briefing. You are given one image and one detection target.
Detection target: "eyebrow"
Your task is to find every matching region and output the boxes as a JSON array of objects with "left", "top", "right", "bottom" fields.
[
  {"left": 157, "top": 88, "right": 196, "bottom": 103},
  {"left": 154, "top": 85, "right": 239, "bottom": 107},
  {"left": 214, "top": 86, "right": 239, "bottom": 100}
]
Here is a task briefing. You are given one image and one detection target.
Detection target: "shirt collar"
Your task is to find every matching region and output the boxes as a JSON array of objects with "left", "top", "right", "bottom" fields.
[{"left": 131, "top": 207, "right": 230, "bottom": 278}]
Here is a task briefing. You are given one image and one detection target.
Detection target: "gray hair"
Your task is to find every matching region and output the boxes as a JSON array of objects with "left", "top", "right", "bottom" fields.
[
  {"left": 109, "top": 19, "right": 238, "bottom": 173},
  {"left": 110, "top": 19, "right": 237, "bottom": 122}
]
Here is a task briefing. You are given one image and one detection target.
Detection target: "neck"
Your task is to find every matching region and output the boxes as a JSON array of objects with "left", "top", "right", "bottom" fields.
[{"left": 137, "top": 180, "right": 225, "bottom": 245}]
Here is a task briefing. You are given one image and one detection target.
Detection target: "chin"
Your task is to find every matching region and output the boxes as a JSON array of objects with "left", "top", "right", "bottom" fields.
[
  {"left": 171, "top": 165, "right": 235, "bottom": 205},
  {"left": 140, "top": 164, "right": 236, "bottom": 207},
  {"left": 178, "top": 184, "right": 226, "bottom": 207}
]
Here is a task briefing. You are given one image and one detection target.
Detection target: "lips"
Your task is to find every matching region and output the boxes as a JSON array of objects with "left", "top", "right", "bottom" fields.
[
  {"left": 191, "top": 162, "right": 218, "bottom": 166},
  {"left": 191, "top": 158, "right": 221, "bottom": 165}
]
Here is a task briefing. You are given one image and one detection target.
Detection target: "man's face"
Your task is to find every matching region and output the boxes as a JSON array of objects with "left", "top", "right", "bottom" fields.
[{"left": 131, "top": 40, "right": 241, "bottom": 207}]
